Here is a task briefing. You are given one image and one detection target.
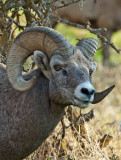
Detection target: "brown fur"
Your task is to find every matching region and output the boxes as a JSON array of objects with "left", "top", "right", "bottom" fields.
[{"left": 54, "top": 0, "right": 121, "bottom": 30}]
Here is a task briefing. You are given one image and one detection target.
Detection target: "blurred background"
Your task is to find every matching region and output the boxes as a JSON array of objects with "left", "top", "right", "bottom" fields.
[{"left": 0, "top": 0, "right": 121, "bottom": 159}]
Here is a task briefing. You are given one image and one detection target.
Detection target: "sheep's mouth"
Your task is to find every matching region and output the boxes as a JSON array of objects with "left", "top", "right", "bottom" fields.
[
  {"left": 78, "top": 101, "right": 90, "bottom": 108},
  {"left": 73, "top": 96, "right": 91, "bottom": 108}
]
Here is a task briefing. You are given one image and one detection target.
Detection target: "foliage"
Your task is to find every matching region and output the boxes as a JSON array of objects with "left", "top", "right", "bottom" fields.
[{"left": 0, "top": 0, "right": 54, "bottom": 62}]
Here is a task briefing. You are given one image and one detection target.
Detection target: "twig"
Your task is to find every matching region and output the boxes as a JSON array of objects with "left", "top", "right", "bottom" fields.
[
  {"left": 76, "top": 109, "right": 94, "bottom": 125},
  {"left": 57, "top": 0, "right": 84, "bottom": 9},
  {"left": 0, "top": 3, "right": 23, "bottom": 15},
  {"left": 61, "top": 119, "right": 66, "bottom": 139},
  {"left": 50, "top": 16, "right": 121, "bottom": 54},
  {"left": 0, "top": 54, "right": 6, "bottom": 64},
  {"left": 6, "top": 15, "right": 25, "bottom": 30},
  {"left": 0, "top": 28, "right": 11, "bottom": 57},
  {"left": 109, "top": 43, "right": 121, "bottom": 53},
  {"left": 26, "top": 1, "right": 44, "bottom": 21}
]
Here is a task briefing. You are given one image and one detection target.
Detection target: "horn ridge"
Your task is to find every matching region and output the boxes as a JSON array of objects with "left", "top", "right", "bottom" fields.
[
  {"left": 76, "top": 38, "right": 99, "bottom": 61},
  {"left": 82, "top": 39, "right": 98, "bottom": 50}
]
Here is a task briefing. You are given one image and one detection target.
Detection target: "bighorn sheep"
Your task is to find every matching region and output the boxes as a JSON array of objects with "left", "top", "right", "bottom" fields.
[
  {"left": 53, "top": 0, "right": 121, "bottom": 64},
  {"left": 0, "top": 26, "right": 114, "bottom": 160}
]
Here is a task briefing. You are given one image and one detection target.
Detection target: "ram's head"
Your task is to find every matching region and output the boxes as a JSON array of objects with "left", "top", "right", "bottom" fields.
[{"left": 6, "top": 26, "right": 114, "bottom": 108}]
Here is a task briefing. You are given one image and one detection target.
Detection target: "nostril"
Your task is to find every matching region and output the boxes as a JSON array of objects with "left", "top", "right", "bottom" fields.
[
  {"left": 81, "top": 88, "right": 95, "bottom": 95},
  {"left": 90, "top": 89, "right": 95, "bottom": 95},
  {"left": 81, "top": 88, "right": 89, "bottom": 95}
]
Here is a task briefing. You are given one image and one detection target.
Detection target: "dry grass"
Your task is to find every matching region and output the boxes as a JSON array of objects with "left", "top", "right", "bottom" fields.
[{"left": 25, "top": 63, "right": 121, "bottom": 160}]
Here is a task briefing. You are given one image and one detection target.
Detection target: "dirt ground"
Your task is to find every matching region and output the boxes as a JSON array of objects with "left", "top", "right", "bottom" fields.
[{"left": 25, "top": 63, "right": 121, "bottom": 160}]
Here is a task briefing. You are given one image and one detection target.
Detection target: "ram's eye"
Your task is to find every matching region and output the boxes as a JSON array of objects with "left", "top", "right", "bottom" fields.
[{"left": 54, "top": 65, "right": 62, "bottom": 71}]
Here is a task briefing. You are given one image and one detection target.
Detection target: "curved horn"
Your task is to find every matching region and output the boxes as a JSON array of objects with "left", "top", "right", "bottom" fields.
[
  {"left": 76, "top": 38, "right": 99, "bottom": 61},
  {"left": 91, "top": 85, "right": 115, "bottom": 104},
  {"left": 7, "top": 26, "right": 73, "bottom": 92}
]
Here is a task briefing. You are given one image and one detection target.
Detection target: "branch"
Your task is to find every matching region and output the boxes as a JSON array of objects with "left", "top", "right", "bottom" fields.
[
  {"left": 25, "top": 0, "right": 44, "bottom": 21},
  {"left": 76, "top": 109, "right": 94, "bottom": 125},
  {"left": 0, "top": 3, "right": 23, "bottom": 15},
  {"left": 6, "top": 15, "right": 25, "bottom": 30},
  {"left": 57, "top": 0, "right": 84, "bottom": 9},
  {"left": 51, "top": 16, "right": 121, "bottom": 54},
  {"left": 1, "top": 29, "right": 10, "bottom": 54}
]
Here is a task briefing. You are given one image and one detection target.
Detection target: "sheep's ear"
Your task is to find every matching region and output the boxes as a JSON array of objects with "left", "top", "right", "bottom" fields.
[
  {"left": 34, "top": 50, "right": 51, "bottom": 79},
  {"left": 91, "top": 62, "right": 97, "bottom": 73}
]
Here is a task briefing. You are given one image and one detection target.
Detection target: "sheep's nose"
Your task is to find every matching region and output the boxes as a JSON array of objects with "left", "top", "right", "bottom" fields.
[
  {"left": 81, "top": 88, "right": 95, "bottom": 96},
  {"left": 74, "top": 81, "right": 95, "bottom": 102}
]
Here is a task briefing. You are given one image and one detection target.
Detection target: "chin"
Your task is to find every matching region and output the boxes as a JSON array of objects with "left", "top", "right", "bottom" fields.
[{"left": 77, "top": 101, "right": 90, "bottom": 109}]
